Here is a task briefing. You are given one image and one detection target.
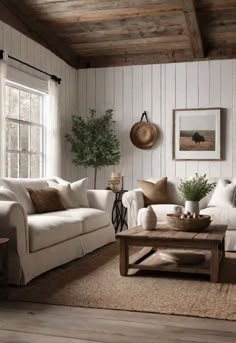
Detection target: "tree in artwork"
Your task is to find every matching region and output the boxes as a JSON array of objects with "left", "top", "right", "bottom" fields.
[{"left": 65, "top": 109, "right": 120, "bottom": 189}]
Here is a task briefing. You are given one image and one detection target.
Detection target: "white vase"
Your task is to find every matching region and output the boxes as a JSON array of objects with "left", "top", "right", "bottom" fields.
[
  {"left": 185, "top": 201, "right": 199, "bottom": 214},
  {"left": 141, "top": 206, "right": 157, "bottom": 230}
]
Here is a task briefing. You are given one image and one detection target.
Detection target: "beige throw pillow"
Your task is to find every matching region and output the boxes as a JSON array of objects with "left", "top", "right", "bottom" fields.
[
  {"left": 138, "top": 177, "right": 170, "bottom": 207},
  {"left": 208, "top": 179, "right": 236, "bottom": 208},
  {"left": 47, "top": 181, "right": 79, "bottom": 209},
  {"left": 57, "top": 178, "right": 89, "bottom": 207}
]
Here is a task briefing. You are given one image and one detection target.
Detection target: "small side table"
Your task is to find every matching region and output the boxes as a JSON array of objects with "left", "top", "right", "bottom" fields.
[
  {"left": 0, "top": 238, "right": 9, "bottom": 300},
  {"left": 112, "top": 190, "right": 128, "bottom": 233}
]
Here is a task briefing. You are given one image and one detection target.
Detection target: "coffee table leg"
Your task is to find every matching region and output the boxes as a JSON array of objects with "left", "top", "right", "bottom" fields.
[
  {"left": 210, "top": 243, "right": 219, "bottom": 283},
  {"left": 120, "top": 239, "right": 129, "bottom": 276}
]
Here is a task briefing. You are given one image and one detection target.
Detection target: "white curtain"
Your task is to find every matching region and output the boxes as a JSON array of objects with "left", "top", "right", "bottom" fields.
[
  {"left": 0, "top": 55, "right": 7, "bottom": 177},
  {"left": 46, "top": 78, "right": 61, "bottom": 177}
]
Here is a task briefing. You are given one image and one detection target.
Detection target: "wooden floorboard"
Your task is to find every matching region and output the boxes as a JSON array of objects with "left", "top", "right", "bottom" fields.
[{"left": 0, "top": 301, "right": 236, "bottom": 343}]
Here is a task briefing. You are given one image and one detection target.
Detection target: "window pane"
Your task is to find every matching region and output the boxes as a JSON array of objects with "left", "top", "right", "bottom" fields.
[
  {"left": 31, "top": 155, "right": 40, "bottom": 178},
  {"left": 20, "top": 124, "right": 29, "bottom": 152},
  {"left": 6, "top": 121, "right": 19, "bottom": 150},
  {"left": 7, "top": 153, "right": 18, "bottom": 177},
  {"left": 19, "top": 153, "right": 29, "bottom": 178},
  {"left": 31, "top": 126, "right": 41, "bottom": 153},
  {"left": 31, "top": 94, "right": 41, "bottom": 123},
  {"left": 5, "top": 86, "right": 9, "bottom": 117},
  {"left": 8, "top": 87, "right": 19, "bottom": 119},
  {"left": 20, "top": 90, "right": 30, "bottom": 121},
  {"left": 6, "top": 83, "right": 45, "bottom": 178}
]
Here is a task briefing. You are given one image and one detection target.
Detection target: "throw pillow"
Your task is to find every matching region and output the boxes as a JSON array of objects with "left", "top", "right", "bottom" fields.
[
  {"left": 208, "top": 179, "right": 236, "bottom": 208},
  {"left": 47, "top": 181, "right": 79, "bottom": 209},
  {"left": 0, "top": 186, "right": 17, "bottom": 201},
  {"left": 27, "top": 188, "right": 65, "bottom": 214},
  {"left": 57, "top": 178, "right": 89, "bottom": 207},
  {"left": 1, "top": 179, "right": 35, "bottom": 214},
  {"left": 138, "top": 177, "right": 170, "bottom": 206}
]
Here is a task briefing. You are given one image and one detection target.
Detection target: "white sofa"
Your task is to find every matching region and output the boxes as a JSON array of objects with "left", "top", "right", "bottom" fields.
[
  {"left": 0, "top": 178, "right": 115, "bottom": 285},
  {"left": 122, "top": 177, "right": 236, "bottom": 252}
]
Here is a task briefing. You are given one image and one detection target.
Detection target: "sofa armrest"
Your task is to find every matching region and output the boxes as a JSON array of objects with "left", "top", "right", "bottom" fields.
[
  {"left": 0, "top": 201, "right": 28, "bottom": 255},
  {"left": 122, "top": 189, "right": 144, "bottom": 228},
  {"left": 87, "top": 190, "right": 115, "bottom": 216}
]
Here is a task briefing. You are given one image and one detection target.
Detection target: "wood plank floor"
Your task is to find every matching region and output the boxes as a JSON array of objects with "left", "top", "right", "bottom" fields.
[{"left": 0, "top": 301, "right": 236, "bottom": 342}]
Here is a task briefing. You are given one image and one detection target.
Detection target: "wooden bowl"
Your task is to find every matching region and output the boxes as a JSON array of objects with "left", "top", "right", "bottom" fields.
[{"left": 166, "top": 214, "right": 211, "bottom": 231}]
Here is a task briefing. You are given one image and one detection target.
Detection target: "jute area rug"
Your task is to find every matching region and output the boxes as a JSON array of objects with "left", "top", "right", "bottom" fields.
[{"left": 9, "top": 242, "right": 236, "bottom": 321}]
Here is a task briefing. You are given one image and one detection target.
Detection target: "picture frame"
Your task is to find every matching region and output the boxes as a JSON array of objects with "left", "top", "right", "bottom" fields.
[{"left": 173, "top": 108, "right": 222, "bottom": 160}]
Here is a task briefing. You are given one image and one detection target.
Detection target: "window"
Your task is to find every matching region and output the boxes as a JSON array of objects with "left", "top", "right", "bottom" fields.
[{"left": 5, "top": 82, "right": 45, "bottom": 178}]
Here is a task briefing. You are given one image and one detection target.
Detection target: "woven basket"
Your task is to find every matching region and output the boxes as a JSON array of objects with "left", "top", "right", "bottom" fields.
[{"left": 166, "top": 214, "right": 211, "bottom": 231}]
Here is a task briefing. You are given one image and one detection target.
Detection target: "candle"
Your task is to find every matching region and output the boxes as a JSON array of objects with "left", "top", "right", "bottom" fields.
[{"left": 110, "top": 172, "right": 120, "bottom": 179}]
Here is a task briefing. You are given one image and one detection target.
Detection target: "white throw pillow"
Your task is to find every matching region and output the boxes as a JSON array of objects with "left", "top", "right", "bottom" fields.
[
  {"left": 70, "top": 178, "right": 89, "bottom": 207},
  {"left": 57, "top": 178, "right": 89, "bottom": 207},
  {"left": 0, "top": 186, "right": 17, "bottom": 201},
  {"left": 47, "top": 181, "right": 79, "bottom": 209},
  {"left": 208, "top": 179, "right": 236, "bottom": 208}
]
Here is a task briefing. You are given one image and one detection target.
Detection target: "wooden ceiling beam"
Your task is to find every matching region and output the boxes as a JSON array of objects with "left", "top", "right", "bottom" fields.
[
  {"left": 72, "top": 35, "right": 189, "bottom": 51},
  {"left": 39, "top": 8, "right": 182, "bottom": 24},
  {"left": 60, "top": 25, "right": 186, "bottom": 44},
  {"left": 182, "top": 0, "right": 204, "bottom": 58},
  {"left": 78, "top": 50, "right": 194, "bottom": 68},
  {"left": 0, "top": 0, "right": 79, "bottom": 68},
  {"left": 28, "top": 0, "right": 181, "bottom": 13},
  {"left": 77, "top": 45, "right": 236, "bottom": 69},
  {"left": 196, "top": 0, "right": 236, "bottom": 11}
]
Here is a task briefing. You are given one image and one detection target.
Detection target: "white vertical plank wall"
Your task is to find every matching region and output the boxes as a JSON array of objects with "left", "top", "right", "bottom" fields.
[
  {"left": 79, "top": 59, "right": 236, "bottom": 189},
  {"left": 175, "top": 62, "right": 187, "bottom": 178},
  {"left": 0, "top": 20, "right": 77, "bottom": 181}
]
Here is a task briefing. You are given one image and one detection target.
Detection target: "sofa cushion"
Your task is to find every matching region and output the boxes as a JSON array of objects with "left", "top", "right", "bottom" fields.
[
  {"left": 0, "top": 178, "right": 58, "bottom": 214},
  {"left": 47, "top": 181, "right": 79, "bottom": 209},
  {"left": 208, "top": 179, "right": 236, "bottom": 208},
  {"left": 0, "top": 186, "right": 17, "bottom": 201},
  {"left": 146, "top": 177, "right": 184, "bottom": 205},
  {"left": 138, "top": 204, "right": 184, "bottom": 224},
  {"left": 138, "top": 177, "right": 170, "bottom": 206},
  {"left": 27, "top": 188, "right": 65, "bottom": 214},
  {"left": 42, "top": 208, "right": 110, "bottom": 234},
  {"left": 28, "top": 214, "right": 83, "bottom": 252},
  {"left": 200, "top": 207, "right": 236, "bottom": 230},
  {"left": 57, "top": 178, "right": 89, "bottom": 207}
]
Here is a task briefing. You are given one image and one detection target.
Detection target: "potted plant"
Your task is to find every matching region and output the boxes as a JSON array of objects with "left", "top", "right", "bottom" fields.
[
  {"left": 65, "top": 109, "right": 120, "bottom": 189},
  {"left": 178, "top": 174, "right": 215, "bottom": 214}
]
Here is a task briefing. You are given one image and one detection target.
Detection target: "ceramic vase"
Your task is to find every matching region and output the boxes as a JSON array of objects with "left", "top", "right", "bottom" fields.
[
  {"left": 141, "top": 206, "right": 157, "bottom": 230},
  {"left": 185, "top": 201, "right": 199, "bottom": 214}
]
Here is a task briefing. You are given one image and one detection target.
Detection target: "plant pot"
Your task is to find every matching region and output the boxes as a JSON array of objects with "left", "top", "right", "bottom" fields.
[
  {"left": 185, "top": 201, "right": 199, "bottom": 214},
  {"left": 141, "top": 206, "right": 157, "bottom": 230}
]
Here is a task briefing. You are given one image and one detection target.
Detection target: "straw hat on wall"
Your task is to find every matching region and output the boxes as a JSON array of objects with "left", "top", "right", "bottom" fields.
[{"left": 130, "top": 111, "right": 158, "bottom": 149}]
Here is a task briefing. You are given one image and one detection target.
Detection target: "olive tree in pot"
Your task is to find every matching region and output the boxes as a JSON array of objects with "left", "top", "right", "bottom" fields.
[{"left": 65, "top": 109, "right": 120, "bottom": 189}]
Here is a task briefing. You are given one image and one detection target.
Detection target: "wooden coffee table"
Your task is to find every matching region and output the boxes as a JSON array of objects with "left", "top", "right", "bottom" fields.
[{"left": 116, "top": 224, "right": 227, "bottom": 283}]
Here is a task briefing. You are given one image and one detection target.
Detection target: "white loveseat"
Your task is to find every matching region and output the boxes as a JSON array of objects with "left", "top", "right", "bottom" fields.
[
  {"left": 122, "top": 177, "right": 236, "bottom": 252},
  {"left": 0, "top": 178, "right": 115, "bottom": 285}
]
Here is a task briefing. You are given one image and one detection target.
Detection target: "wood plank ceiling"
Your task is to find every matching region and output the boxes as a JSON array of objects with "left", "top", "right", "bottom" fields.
[{"left": 0, "top": 0, "right": 236, "bottom": 69}]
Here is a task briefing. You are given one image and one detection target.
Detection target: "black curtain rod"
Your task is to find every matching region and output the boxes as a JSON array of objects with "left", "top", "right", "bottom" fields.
[{"left": 0, "top": 49, "right": 61, "bottom": 84}]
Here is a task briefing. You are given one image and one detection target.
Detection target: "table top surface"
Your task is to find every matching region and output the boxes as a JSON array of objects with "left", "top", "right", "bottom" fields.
[{"left": 116, "top": 224, "right": 227, "bottom": 243}]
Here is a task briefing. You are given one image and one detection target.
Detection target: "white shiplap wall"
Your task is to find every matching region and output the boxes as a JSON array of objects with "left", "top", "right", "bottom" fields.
[
  {"left": 0, "top": 20, "right": 78, "bottom": 181},
  {"left": 78, "top": 59, "right": 236, "bottom": 190}
]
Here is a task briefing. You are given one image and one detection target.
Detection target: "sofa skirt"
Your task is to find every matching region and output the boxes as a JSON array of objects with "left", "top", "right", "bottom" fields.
[{"left": 9, "top": 224, "right": 115, "bottom": 285}]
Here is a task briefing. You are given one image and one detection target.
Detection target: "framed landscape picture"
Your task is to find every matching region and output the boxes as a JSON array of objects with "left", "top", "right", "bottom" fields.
[{"left": 173, "top": 108, "right": 222, "bottom": 160}]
